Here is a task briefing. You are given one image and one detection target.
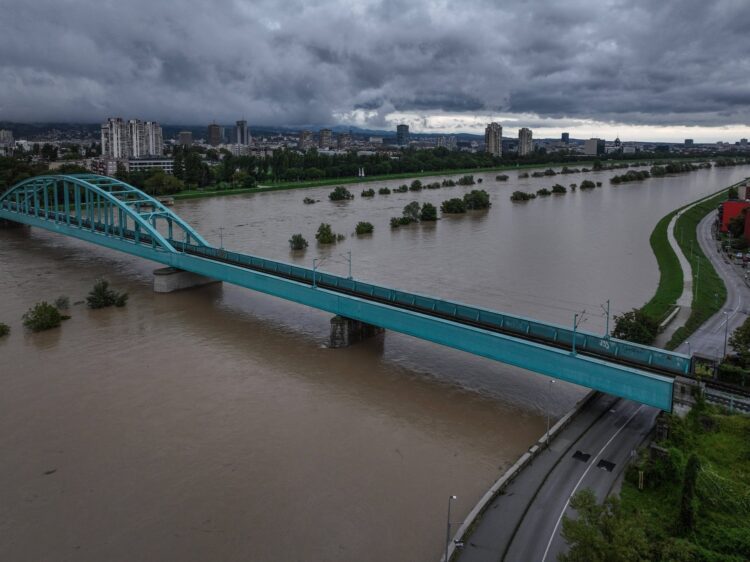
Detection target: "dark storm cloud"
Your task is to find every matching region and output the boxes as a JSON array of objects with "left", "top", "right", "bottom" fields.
[{"left": 0, "top": 0, "right": 749, "bottom": 127}]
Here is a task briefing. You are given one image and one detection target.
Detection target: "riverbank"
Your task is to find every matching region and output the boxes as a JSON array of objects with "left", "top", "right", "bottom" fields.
[
  {"left": 618, "top": 402, "right": 750, "bottom": 560},
  {"left": 643, "top": 182, "right": 747, "bottom": 349},
  {"left": 172, "top": 157, "right": 670, "bottom": 201}
]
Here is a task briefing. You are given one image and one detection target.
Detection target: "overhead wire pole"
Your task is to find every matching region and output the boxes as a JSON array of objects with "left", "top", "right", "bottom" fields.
[
  {"left": 571, "top": 310, "right": 586, "bottom": 355},
  {"left": 601, "top": 299, "right": 611, "bottom": 338}
]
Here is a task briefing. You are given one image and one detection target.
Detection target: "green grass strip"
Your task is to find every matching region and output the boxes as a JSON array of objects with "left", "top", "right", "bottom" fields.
[
  {"left": 642, "top": 178, "right": 750, "bottom": 350},
  {"left": 642, "top": 209, "right": 683, "bottom": 322},
  {"left": 667, "top": 190, "right": 733, "bottom": 349}
]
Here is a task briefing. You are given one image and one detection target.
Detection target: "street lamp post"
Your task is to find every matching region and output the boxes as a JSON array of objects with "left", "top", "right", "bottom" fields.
[
  {"left": 313, "top": 258, "right": 319, "bottom": 288},
  {"left": 546, "top": 379, "right": 556, "bottom": 447},
  {"left": 445, "top": 495, "right": 457, "bottom": 562},
  {"left": 219, "top": 226, "right": 224, "bottom": 249},
  {"left": 572, "top": 313, "right": 579, "bottom": 355}
]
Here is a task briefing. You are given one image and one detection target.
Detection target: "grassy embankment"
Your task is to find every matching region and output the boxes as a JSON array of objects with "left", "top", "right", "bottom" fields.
[
  {"left": 643, "top": 185, "right": 740, "bottom": 349},
  {"left": 619, "top": 403, "right": 750, "bottom": 559},
  {"left": 667, "top": 190, "right": 732, "bottom": 348},
  {"left": 172, "top": 157, "right": 660, "bottom": 201}
]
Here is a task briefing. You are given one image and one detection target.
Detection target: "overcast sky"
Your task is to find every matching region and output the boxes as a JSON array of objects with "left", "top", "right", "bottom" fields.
[{"left": 1, "top": 0, "right": 749, "bottom": 141}]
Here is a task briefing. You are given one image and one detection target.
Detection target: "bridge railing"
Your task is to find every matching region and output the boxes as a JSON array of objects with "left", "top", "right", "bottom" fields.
[{"left": 178, "top": 242, "right": 692, "bottom": 377}]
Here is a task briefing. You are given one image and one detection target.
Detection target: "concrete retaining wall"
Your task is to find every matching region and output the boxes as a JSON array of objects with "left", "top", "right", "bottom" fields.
[{"left": 443, "top": 389, "right": 599, "bottom": 562}]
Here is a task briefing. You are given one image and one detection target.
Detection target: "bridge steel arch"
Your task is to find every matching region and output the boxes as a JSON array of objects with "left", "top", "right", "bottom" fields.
[{"left": 0, "top": 174, "right": 208, "bottom": 260}]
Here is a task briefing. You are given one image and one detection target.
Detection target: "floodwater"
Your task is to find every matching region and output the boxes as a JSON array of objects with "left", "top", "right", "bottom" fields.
[{"left": 1, "top": 164, "right": 748, "bottom": 561}]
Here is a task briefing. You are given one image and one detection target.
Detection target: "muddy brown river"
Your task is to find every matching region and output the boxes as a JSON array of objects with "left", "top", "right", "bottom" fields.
[{"left": 1, "top": 164, "right": 748, "bottom": 561}]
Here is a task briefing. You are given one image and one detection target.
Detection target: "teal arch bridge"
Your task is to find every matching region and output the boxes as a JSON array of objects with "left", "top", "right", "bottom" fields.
[{"left": 1, "top": 174, "right": 687, "bottom": 411}]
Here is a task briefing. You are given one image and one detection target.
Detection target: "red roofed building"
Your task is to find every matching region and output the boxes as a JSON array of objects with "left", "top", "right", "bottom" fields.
[{"left": 718, "top": 200, "right": 750, "bottom": 233}]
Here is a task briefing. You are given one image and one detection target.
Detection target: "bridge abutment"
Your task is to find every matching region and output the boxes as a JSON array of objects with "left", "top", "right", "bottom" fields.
[
  {"left": 153, "top": 267, "right": 220, "bottom": 293},
  {"left": 329, "top": 315, "right": 384, "bottom": 348}
]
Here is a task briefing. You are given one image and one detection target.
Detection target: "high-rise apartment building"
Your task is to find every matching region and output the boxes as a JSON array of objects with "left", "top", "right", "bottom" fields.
[
  {"left": 0, "top": 129, "right": 14, "bottom": 145},
  {"left": 485, "top": 122, "right": 502, "bottom": 157},
  {"left": 337, "top": 132, "right": 352, "bottom": 149},
  {"left": 144, "top": 121, "right": 163, "bottom": 156},
  {"left": 178, "top": 131, "right": 193, "bottom": 147},
  {"left": 561, "top": 132, "right": 570, "bottom": 144},
  {"left": 298, "top": 130, "right": 314, "bottom": 150},
  {"left": 396, "top": 124, "right": 410, "bottom": 146},
  {"left": 319, "top": 128, "right": 333, "bottom": 149},
  {"left": 101, "top": 117, "right": 130, "bottom": 159},
  {"left": 102, "top": 118, "right": 163, "bottom": 159},
  {"left": 436, "top": 135, "right": 457, "bottom": 150},
  {"left": 518, "top": 128, "right": 533, "bottom": 156},
  {"left": 207, "top": 123, "right": 222, "bottom": 147},
  {"left": 128, "top": 119, "right": 146, "bottom": 158},
  {"left": 236, "top": 120, "right": 249, "bottom": 146}
]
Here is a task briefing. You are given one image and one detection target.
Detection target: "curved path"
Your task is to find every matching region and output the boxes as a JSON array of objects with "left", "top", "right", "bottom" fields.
[{"left": 674, "top": 211, "right": 749, "bottom": 358}]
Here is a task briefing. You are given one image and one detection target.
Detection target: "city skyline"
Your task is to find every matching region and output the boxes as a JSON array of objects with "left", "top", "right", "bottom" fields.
[{"left": 1, "top": 1, "right": 750, "bottom": 143}]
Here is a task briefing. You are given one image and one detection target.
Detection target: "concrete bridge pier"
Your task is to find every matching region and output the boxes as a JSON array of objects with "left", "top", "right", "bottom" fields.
[
  {"left": 153, "top": 267, "right": 220, "bottom": 293},
  {"left": 329, "top": 315, "right": 384, "bottom": 348}
]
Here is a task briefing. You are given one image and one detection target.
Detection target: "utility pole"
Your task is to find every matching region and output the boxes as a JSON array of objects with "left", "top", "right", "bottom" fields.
[
  {"left": 572, "top": 312, "right": 585, "bottom": 355},
  {"left": 601, "top": 299, "right": 611, "bottom": 338}
]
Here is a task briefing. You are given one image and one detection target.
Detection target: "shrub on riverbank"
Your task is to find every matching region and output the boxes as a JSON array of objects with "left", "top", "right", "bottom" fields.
[
  {"left": 390, "top": 201, "right": 422, "bottom": 228},
  {"left": 355, "top": 222, "right": 374, "bottom": 235},
  {"left": 303, "top": 197, "right": 317, "bottom": 204},
  {"left": 458, "top": 175, "right": 475, "bottom": 186},
  {"left": 580, "top": 180, "right": 596, "bottom": 189},
  {"left": 0, "top": 322, "right": 9, "bottom": 337},
  {"left": 394, "top": 184, "right": 408, "bottom": 193},
  {"left": 87, "top": 279, "right": 128, "bottom": 309},
  {"left": 329, "top": 186, "right": 354, "bottom": 201},
  {"left": 426, "top": 182, "right": 441, "bottom": 189},
  {"left": 441, "top": 198, "right": 467, "bottom": 214},
  {"left": 409, "top": 180, "right": 423, "bottom": 191},
  {"left": 536, "top": 188, "right": 551, "bottom": 197},
  {"left": 552, "top": 184, "right": 567, "bottom": 194},
  {"left": 463, "top": 190, "right": 491, "bottom": 210},
  {"left": 442, "top": 179, "right": 457, "bottom": 187},
  {"left": 612, "top": 309, "right": 659, "bottom": 344},
  {"left": 496, "top": 174, "right": 509, "bottom": 181},
  {"left": 518, "top": 172, "right": 529, "bottom": 178},
  {"left": 289, "top": 233, "right": 308, "bottom": 250},
  {"left": 420, "top": 203, "right": 438, "bottom": 221},
  {"left": 316, "top": 223, "right": 343, "bottom": 244},
  {"left": 378, "top": 187, "right": 391, "bottom": 195},
  {"left": 510, "top": 191, "right": 536, "bottom": 202},
  {"left": 361, "top": 188, "right": 375, "bottom": 197},
  {"left": 22, "top": 302, "right": 67, "bottom": 332},
  {"left": 611, "top": 170, "right": 651, "bottom": 184}
]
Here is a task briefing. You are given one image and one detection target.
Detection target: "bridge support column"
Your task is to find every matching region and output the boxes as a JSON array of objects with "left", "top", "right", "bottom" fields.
[
  {"left": 329, "top": 315, "right": 384, "bottom": 348},
  {"left": 153, "top": 267, "right": 220, "bottom": 293}
]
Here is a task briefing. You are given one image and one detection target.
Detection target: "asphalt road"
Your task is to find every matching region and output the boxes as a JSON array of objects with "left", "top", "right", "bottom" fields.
[
  {"left": 675, "top": 211, "right": 750, "bottom": 358},
  {"left": 502, "top": 399, "right": 658, "bottom": 562}
]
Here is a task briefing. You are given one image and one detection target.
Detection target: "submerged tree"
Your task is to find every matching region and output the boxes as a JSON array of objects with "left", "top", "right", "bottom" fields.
[{"left": 86, "top": 279, "right": 128, "bottom": 309}]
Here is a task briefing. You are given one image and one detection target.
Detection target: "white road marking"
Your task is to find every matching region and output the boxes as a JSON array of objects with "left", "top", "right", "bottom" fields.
[{"left": 541, "top": 405, "right": 644, "bottom": 562}]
